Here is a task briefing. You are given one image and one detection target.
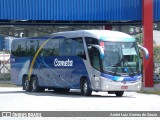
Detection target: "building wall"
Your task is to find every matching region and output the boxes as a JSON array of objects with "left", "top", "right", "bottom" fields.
[
  {"left": 0, "top": 0, "right": 142, "bottom": 21},
  {"left": 0, "top": 35, "right": 4, "bottom": 51},
  {"left": 154, "top": 0, "right": 160, "bottom": 21}
]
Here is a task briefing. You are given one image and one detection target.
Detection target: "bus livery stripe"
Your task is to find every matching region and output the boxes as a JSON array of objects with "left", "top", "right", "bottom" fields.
[{"left": 28, "top": 38, "right": 50, "bottom": 80}]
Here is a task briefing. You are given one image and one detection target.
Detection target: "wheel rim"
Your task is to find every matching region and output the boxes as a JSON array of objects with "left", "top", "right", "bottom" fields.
[
  {"left": 32, "top": 78, "right": 37, "bottom": 90},
  {"left": 83, "top": 81, "right": 88, "bottom": 94},
  {"left": 24, "top": 79, "right": 29, "bottom": 89}
]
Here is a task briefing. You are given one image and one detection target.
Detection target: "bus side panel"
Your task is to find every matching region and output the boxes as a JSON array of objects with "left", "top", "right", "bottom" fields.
[
  {"left": 10, "top": 57, "right": 31, "bottom": 85},
  {"left": 32, "top": 56, "right": 89, "bottom": 89},
  {"left": 65, "top": 57, "right": 89, "bottom": 89},
  {"left": 30, "top": 56, "right": 58, "bottom": 88}
]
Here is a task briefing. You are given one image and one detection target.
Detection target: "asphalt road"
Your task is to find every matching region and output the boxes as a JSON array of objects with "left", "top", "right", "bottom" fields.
[
  {"left": 0, "top": 87, "right": 160, "bottom": 111},
  {"left": 0, "top": 87, "right": 160, "bottom": 120}
]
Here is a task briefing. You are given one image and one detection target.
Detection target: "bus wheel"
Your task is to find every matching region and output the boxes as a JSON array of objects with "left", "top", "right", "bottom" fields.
[
  {"left": 115, "top": 91, "right": 124, "bottom": 97},
  {"left": 81, "top": 79, "right": 92, "bottom": 96},
  {"left": 23, "top": 77, "right": 31, "bottom": 92},
  {"left": 31, "top": 76, "right": 44, "bottom": 92}
]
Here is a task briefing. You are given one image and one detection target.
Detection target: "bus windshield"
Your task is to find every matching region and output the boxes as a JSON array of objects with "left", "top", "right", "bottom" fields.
[{"left": 102, "top": 42, "right": 141, "bottom": 76}]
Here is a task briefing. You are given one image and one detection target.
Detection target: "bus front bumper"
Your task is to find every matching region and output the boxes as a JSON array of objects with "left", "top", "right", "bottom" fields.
[{"left": 93, "top": 76, "right": 142, "bottom": 92}]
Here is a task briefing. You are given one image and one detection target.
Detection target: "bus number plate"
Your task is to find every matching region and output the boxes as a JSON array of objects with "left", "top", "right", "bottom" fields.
[{"left": 121, "top": 86, "right": 128, "bottom": 89}]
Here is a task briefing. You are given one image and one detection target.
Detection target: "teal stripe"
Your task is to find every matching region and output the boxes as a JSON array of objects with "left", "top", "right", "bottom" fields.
[{"left": 100, "top": 37, "right": 135, "bottom": 42}]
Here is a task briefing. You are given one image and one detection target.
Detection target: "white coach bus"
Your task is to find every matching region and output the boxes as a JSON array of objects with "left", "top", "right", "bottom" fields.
[{"left": 10, "top": 30, "right": 149, "bottom": 96}]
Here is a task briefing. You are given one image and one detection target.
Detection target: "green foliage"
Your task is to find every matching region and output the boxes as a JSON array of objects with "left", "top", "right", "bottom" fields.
[
  {"left": 133, "top": 33, "right": 160, "bottom": 76},
  {"left": 0, "top": 73, "right": 10, "bottom": 80},
  {"left": 134, "top": 33, "right": 143, "bottom": 45},
  {"left": 154, "top": 46, "right": 160, "bottom": 76},
  {"left": 154, "top": 46, "right": 160, "bottom": 61}
]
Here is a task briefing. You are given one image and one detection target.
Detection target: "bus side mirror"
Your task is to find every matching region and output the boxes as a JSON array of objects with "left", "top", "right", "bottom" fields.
[
  {"left": 138, "top": 45, "right": 149, "bottom": 60},
  {"left": 91, "top": 45, "right": 104, "bottom": 60}
]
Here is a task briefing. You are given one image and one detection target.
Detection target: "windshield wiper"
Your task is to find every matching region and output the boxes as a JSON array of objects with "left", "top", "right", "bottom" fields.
[
  {"left": 113, "top": 57, "right": 124, "bottom": 75},
  {"left": 123, "top": 58, "right": 135, "bottom": 76},
  {"left": 113, "top": 56, "right": 135, "bottom": 76}
]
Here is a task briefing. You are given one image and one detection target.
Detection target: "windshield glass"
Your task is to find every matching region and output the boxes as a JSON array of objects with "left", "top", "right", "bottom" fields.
[{"left": 102, "top": 42, "right": 141, "bottom": 76}]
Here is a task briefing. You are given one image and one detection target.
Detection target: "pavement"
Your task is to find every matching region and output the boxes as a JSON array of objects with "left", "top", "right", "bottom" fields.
[
  {"left": 0, "top": 87, "right": 160, "bottom": 111},
  {"left": 0, "top": 84, "right": 160, "bottom": 120}
]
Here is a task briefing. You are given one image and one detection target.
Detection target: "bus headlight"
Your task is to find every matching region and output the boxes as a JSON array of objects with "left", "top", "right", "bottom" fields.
[
  {"left": 136, "top": 77, "right": 142, "bottom": 82},
  {"left": 106, "top": 78, "right": 113, "bottom": 82}
]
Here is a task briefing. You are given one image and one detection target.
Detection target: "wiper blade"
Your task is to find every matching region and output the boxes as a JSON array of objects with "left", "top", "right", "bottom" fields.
[
  {"left": 123, "top": 58, "right": 135, "bottom": 76},
  {"left": 113, "top": 59, "right": 121, "bottom": 67},
  {"left": 113, "top": 56, "right": 135, "bottom": 76},
  {"left": 113, "top": 57, "right": 124, "bottom": 75}
]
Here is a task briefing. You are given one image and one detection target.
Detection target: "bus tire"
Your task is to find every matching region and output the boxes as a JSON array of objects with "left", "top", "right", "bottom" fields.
[
  {"left": 115, "top": 91, "right": 124, "bottom": 97},
  {"left": 23, "top": 77, "right": 31, "bottom": 92},
  {"left": 31, "top": 76, "right": 44, "bottom": 92},
  {"left": 81, "top": 79, "right": 92, "bottom": 96}
]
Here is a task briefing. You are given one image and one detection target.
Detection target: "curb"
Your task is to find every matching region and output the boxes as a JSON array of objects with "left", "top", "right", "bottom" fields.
[{"left": 0, "top": 80, "right": 11, "bottom": 84}]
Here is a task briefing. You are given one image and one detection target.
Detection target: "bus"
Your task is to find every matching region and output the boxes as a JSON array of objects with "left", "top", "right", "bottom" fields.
[{"left": 10, "top": 30, "right": 149, "bottom": 96}]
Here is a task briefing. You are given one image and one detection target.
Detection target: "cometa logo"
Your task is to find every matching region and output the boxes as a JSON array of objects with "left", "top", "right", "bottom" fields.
[{"left": 54, "top": 58, "right": 73, "bottom": 67}]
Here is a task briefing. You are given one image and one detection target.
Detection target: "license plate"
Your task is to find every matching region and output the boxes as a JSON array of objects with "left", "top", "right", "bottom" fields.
[{"left": 121, "top": 86, "right": 128, "bottom": 89}]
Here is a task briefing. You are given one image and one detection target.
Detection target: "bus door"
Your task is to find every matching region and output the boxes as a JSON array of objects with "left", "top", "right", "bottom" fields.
[
  {"left": 89, "top": 47, "right": 102, "bottom": 90},
  {"left": 85, "top": 37, "right": 101, "bottom": 89}
]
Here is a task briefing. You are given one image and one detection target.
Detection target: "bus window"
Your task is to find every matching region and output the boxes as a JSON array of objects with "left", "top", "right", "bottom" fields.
[
  {"left": 62, "top": 39, "right": 72, "bottom": 56},
  {"left": 44, "top": 38, "right": 60, "bottom": 56},
  {"left": 72, "top": 38, "right": 86, "bottom": 59},
  {"left": 91, "top": 48, "right": 100, "bottom": 71},
  {"left": 85, "top": 37, "right": 98, "bottom": 54},
  {"left": 11, "top": 40, "right": 18, "bottom": 56},
  {"left": 85, "top": 37, "right": 99, "bottom": 46},
  {"left": 28, "top": 40, "right": 39, "bottom": 56},
  {"left": 60, "top": 39, "right": 72, "bottom": 56},
  {"left": 12, "top": 40, "right": 27, "bottom": 57}
]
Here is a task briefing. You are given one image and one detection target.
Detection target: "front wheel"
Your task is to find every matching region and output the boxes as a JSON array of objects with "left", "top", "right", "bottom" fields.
[
  {"left": 31, "top": 76, "right": 45, "bottom": 92},
  {"left": 81, "top": 79, "right": 92, "bottom": 96},
  {"left": 115, "top": 91, "right": 124, "bottom": 97}
]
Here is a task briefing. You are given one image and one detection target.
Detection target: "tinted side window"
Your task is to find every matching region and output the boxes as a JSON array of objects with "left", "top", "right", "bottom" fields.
[
  {"left": 59, "top": 37, "right": 86, "bottom": 59},
  {"left": 12, "top": 39, "right": 40, "bottom": 57},
  {"left": 60, "top": 39, "right": 72, "bottom": 56},
  {"left": 11, "top": 40, "right": 28, "bottom": 57},
  {"left": 85, "top": 37, "right": 99, "bottom": 46},
  {"left": 89, "top": 48, "right": 100, "bottom": 71},
  {"left": 41, "top": 38, "right": 62, "bottom": 57},
  {"left": 72, "top": 38, "right": 86, "bottom": 59},
  {"left": 37, "top": 40, "right": 46, "bottom": 57},
  {"left": 85, "top": 37, "right": 99, "bottom": 62},
  {"left": 27, "top": 40, "right": 39, "bottom": 56},
  {"left": 11, "top": 40, "right": 18, "bottom": 56}
]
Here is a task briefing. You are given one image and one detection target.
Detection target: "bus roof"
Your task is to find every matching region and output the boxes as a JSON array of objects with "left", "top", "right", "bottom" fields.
[
  {"left": 13, "top": 30, "right": 135, "bottom": 42},
  {"left": 50, "top": 30, "right": 135, "bottom": 42}
]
